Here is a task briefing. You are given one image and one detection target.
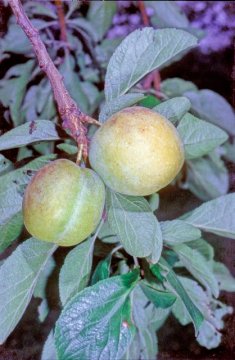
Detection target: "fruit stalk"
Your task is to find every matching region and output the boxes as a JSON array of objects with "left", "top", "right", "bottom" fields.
[{"left": 8, "top": 0, "right": 100, "bottom": 161}]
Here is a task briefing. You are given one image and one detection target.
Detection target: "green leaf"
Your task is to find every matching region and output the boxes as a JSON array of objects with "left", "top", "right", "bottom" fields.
[
  {"left": 41, "top": 331, "right": 57, "bottom": 360},
  {"left": 161, "top": 220, "right": 201, "bottom": 245},
  {"left": 91, "top": 255, "right": 111, "bottom": 285},
  {"left": 223, "top": 141, "right": 235, "bottom": 163},
  {"left": 177, "top": 113, "right": 228, "bottom": 159},
  {"left": 213, "top": 261, "right": 235, "bottom": 292},
  {"left": 56, "top": 143, "right": 78, "bottom": 155},
  {"left": 0, "top": 212, "right": 23, "bottom": 253},
  {"left": 187, "top": 238, "right": 214, "bottom": 261},
  {"left": 106, "top": 190, "right": 162, "bottom": 258},
  {"left": 105, "top": 28, "right": 197, "bottom": 101},
  {"left": 146, "top": 1, "right": 189, "bottom": 29},
  {"left": 87, "top": 0, "right": 117, "bottom": 40},
  {"left": 0, "top": 155, "right": 13, "bottom": 176},
  {"left": 140, "top": 281, "right": 176, "bottom": 308},
  {"left": 138, "top": 95, "right": 161, "bottom": 108},
  {"left": 99, "top": 93, "right": 145, "bottom": 123},
  {"left": 0, "top": 238, "right": 57, "bottom": 344},
  {"left": 55, "top": 270, "right": 139, "bottom": 360},
  {"left": 185, "top": 89, "right": 235, "bottom": 136},
  {"left": 148, "top": 193, "right": 159, "bottom": 212},
  {"left": 0, "top": 61, "right": 34, "bottom": 126},
  {"left": 161, "top": 77, "right": 198, "bottom": 97},
  {"left": 182, "top": 193, "right": 235, "bottom": 239},
  {"left": 1, "top": 23, "right": 31, "bottom": 54},
  {"left": 59, "top": 236, "right": 95, "bottom": 306},
  {"left": 173, "top": 244, "right": 219, "bottom": 297},
  {"left": 186, "top": 155, "right": 229, "bottom": 201},
  {"left": 0, "top": 155, "right": 56, "bottom": 225},
  {"left": 60, "top": 55, "right": 89, "bottom": 113},
  {"left": 98, "top": 220, "right": 119, "bottom": 244},
  {"left": 34, "top": 256, "right": 55, "bottom": 300},
  {"left": 0, "top": 120, "right": 60, "bottom": 151},
  {"left": 158, "top": 258, "right": 204, "bottom": 333},
  {"left": 153, "top": 97, "right": 191, "bottom": 124}
]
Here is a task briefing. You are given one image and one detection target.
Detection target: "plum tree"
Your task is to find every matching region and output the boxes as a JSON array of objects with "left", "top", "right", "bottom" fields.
[
  {"left": 89, "top": 106, "right": 185, "bottom": 196},
  {"left": 23, "top": 159, "right": 105, "bottom": 246}
]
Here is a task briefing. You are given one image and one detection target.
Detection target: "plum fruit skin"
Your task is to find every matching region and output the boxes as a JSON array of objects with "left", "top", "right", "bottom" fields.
[
  {"left": 23, "top": 159, "right": 105, "bottom": 246},
  {"left": 89, "top": 106, "right": 184, "bottom": 196}
]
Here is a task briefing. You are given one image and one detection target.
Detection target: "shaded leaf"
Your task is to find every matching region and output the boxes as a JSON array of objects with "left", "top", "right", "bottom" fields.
[
  {"left": 140, "top": 281, "right": 176, "bottom": 308},
  {"left": 161, "top": 220, "right": 201, "bottom": 245}
]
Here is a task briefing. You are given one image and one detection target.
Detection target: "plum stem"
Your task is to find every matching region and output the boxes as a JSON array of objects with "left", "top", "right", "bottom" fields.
[{"left": 8, "top": 0, "right": 100, "bottom": 161}]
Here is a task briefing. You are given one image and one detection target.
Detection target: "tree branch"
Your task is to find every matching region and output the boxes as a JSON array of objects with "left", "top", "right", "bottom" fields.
[
  {"left": 8, "top": 0, "right": 100, "bottom": 162},
  {"left": 138, "top": 0, "right": 161, "bottom": 93},
  {"left": 55, "top": 0, "right": 67, "bottom": 43}
]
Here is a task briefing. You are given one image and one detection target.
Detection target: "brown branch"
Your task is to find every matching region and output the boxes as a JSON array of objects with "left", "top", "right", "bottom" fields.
[
  {"left": 8, "top": 0, "right": 100, "bottom": 162},
  {"left": 55, "top": 0, "right": 67, "bottom": 43},
  {"left": 138, "top": 0, "right": 150, "bottom": 26},
  {"left": 138, "top": 0, "right": 161, "bottom": 93}
]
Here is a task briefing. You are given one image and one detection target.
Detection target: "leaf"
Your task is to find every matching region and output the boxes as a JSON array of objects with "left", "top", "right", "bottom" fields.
[
  {"left": 106, "top": 190, "right": 161, "bottom": 258},
  {"left": 0, "top": 155, "right": 56, "bottom": 225},
  {"left": 161, "top": 78, "right": 198, "bottom": 98},
  {"left": 139, "top": 95, "right": 161, "bottom": 109},
  {"left": 158, "top": 258, "right": 204, "bottom": 333},
  {"left": 146, "top": 1, "right": 189, "bottom": 29},
  {"left": 87, "top": 1, "right": 117, "bottom": 40},
  {"left": 0, "top": 155, "right": 13, "bottom": 176},
  {"left": 41, "top": 331, "right": 57, "bottom": 360},
  {"left": 173, "top": 244, "right": 219, "bottom": 297},
  {"left": 60, "top": 54, "right": 89, "bottom": 113},
  {"left": 185, "top": 89, "right": 235, "bottom": 136},
  {"left": 0, "top": 120, "right": 60, "bottom": 151},
  {"left": 213, "top": 261, "right": 235, "bottom": 292},
  {"left": 153, "top": 97, "right": 191, "bottom": 124},
  {"left": 197, "top": 305, "right": 233, "bottom": 350},
  {"left": 98, "top": 220, "right": 119, "bottom": 244},
  {"left": 177, "top": 113, "right": 228, "bottom": 159},
  {"left": 186, "top": 155, "right": 229, "bottom": 201},
  {"left": 0, "top": 61, "right": 34, "bottom": 126},
  {"left": 148, "top": 193, "right": 159, "bottom": 212},
  {"left": 223, "top": 141, "right": 235, "bottom": 163},
  {"left": 0, "top": 238, "right": 57, "bottom": 344},
  {"left": 99, "top": 93, "right": 145, "bottom": 123},
  {"left": 105, "top": 28, "right": 197, "bottom": 101},
  {"left": 55, "top": 270, "right": 139, "bottom": 360},
  {"left": 161, "top": 220, "right": 201, "bottom": 245},
  {"left": 56, "top": 143, "right": 78, "bottom": 155},
  {"left": 182, "top": 193, "right": 235, "bottom": 239},
  {"left": 91, "top": 255, "right": 111, "bottom": 285},
  {"left": 140, "top": 281, "right": 176, "bottom": 308},
  {"left": 0, "top": 212, "right": 23, "bottom": 253},
  {"left": 187, "top": 238, "right": 214, "bottom": 261},
  {"left": 1, "top": 23, "right": 31, "bottom": 54},
  {"left": 34, "top": 256, "right": 56, "bottom": 300},
  {"left": 59, "top": 236, "right": 95, "bottom": 306}
]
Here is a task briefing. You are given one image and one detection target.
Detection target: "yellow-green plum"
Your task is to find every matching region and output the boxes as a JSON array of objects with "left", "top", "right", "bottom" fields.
[
  {"left": 89, "top": 107, "right": 184, "bottom": 196},
  {"left": 23, "top": 159, "right": 105, "bottom": 246}
]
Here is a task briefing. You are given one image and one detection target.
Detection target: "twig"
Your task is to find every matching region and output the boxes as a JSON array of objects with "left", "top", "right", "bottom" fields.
[
  {"left": 8, "top": 0, "right": 100, "bottom": 162},
  {"left": 138, "top": 0, "right": 161, "bottom": 94},
  {"left": 55, "top": 0, "right": 67, "bottom": 43}
]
